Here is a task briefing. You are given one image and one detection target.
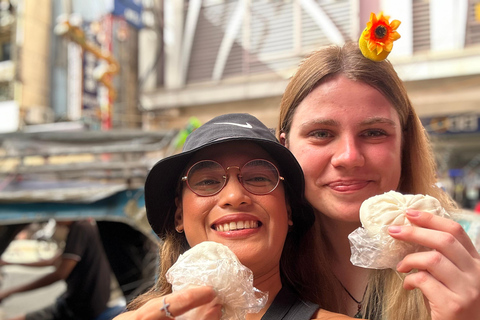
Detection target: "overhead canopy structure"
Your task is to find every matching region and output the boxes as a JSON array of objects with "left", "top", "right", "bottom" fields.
[{"left": 0, "top": 127, "right": 179, "bottom": 300}]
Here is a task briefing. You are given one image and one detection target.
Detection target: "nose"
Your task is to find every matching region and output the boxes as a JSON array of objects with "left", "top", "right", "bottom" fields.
[
  {"left": 331, "top": 135, "right": 365, "bottom": 169},
  {"left": 217, "top": 169, "right": 252, "bottom": 207}
]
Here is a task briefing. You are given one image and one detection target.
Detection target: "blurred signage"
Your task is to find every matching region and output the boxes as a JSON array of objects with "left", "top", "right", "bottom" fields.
[
  {"left": 83, "top": 22, "right": 100, "bottom": 112},
  {"left": 113, "top": 0, "right": 143, "bottom": 29},
  {"left": 0, "top": 100, "right": 18, "bottom": 133},
  {"left": 421, "top": 113, "right": 480, "bottom": 135},
  {"left": 68, "top": 42, "right": 82, "bottom": 121},
  {"left": 476, "top": 3, "right": 480, "bottom": 22}
]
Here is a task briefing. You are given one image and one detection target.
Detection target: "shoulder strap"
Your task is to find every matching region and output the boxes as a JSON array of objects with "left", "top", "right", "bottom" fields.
[{"left": 261, "top": 286, "right": 319, "bottom": 320}]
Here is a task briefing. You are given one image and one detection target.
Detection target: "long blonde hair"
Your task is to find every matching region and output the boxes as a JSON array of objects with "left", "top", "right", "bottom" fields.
[{"left": 278, "top": 42, "right": 457, "bottom": 320}]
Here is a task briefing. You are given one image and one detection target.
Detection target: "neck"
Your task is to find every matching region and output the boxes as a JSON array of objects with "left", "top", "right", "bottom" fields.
[
  {"left": 246, "top": 267, "right": 282, "bottom": 320},
  {"left": 317, "top": 211, "right": 370, "bottom": 317}
]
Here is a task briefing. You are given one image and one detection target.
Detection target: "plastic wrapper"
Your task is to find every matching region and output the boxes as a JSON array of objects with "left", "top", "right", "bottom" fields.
[
  {"left": 349, "top": 191, "right": 449, "bottom": 269},
  {"left": 166, "top": 241, "right": 268, "bottom": 320}
]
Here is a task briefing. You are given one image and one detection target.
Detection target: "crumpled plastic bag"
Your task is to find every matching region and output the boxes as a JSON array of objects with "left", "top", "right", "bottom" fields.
[
  {"left": 166, "top": 241, "right": 268, "bottom": 320},
  {"left": 349, "top": 191, "right": 449, "bottom": 269}
]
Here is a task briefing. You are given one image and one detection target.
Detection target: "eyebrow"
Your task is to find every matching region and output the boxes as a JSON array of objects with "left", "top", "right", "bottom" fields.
[
  {"left": 301, "top": 117, "right": 397, "bottom": 128},
  {"left": 361, "top": 117, "right": 398, "bottom": 127}
]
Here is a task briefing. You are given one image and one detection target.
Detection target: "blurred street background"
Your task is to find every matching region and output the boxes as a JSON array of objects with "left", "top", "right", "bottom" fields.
[{"left": 0, "top": 0, "right": 480, "bottom": 318}]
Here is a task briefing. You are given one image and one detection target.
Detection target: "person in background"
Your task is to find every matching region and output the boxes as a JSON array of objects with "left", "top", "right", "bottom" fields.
[
  {"left": 0, "top": 219, "right": 112, "bottom": 320},
  {"left": 115, "top": 113, "right": 353, "bottom": 320}
]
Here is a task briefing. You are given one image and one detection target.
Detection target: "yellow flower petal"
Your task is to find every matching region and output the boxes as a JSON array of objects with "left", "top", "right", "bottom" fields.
[
  {"left": 390, "top": 32, "right": 401, "bottom": 41},
  {"left": 378, "top": 44, "right": 385, "bottom": 54},
  {"left": 390, "top": 20, "right": 401, "bottom": 30},
  {"left": 384, "top": 42, "right": 393, "bottom": 52}
]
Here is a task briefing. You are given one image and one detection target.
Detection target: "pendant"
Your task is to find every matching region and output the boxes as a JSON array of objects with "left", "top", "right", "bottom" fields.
[{"left": 354, "top": 304, "right": 362, "bottom": 318}]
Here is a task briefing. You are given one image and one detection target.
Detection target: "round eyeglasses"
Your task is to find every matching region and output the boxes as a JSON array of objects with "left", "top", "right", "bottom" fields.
[{"left": 181, "top": 159, "right": 284, "bottom": 197}]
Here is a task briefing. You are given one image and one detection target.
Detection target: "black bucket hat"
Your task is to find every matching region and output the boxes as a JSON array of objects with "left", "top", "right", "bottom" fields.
[{"left": 145, "top": 113, "right": 314, "bottom": 237}]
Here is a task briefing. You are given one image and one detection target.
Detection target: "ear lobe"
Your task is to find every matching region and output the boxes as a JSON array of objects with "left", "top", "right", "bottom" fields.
[
  {"left": 279, "top": 132, "right": 288, "bottom": 147},
  {"left": 286, "top": 202, "right": 293, "bottom": 226},
  {"left": 174, "top": 198, "right": 184, "bottom": 231}
]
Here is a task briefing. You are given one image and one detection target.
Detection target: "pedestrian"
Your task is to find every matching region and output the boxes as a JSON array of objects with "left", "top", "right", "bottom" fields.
[{"left": 0, "top": 219, "right": 112, "bottom": 320}]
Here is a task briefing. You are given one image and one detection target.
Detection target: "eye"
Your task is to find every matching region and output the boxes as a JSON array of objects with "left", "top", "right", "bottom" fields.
[
  {"left": 191, "top": 176, "right": 223, "bottom": 192},
  {"left": 310, "top": 130, "right": 333, "bottom": 139},
  {"left": 243, "top": 174, "right": 272, "bottom": 186},
  {"left": 362, "top": 129, "right": 388, "bottom": 138}
]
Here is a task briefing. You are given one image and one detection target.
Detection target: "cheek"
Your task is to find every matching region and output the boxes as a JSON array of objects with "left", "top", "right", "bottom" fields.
[{"left": 181, "top": 195, "right": 213, "bottom": 245}]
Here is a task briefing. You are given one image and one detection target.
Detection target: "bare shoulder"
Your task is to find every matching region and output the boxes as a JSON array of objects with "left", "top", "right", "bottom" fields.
[{"left": 312, "top": 309, "right": 363, "bottom": 320}]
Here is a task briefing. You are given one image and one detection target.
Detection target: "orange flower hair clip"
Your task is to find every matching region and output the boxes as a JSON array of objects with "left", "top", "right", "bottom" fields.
[{"left": 359, "top": 12, "right": 401, "bottom": 61}]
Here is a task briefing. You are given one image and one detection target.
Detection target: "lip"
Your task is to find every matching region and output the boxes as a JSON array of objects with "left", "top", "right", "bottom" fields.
[{"left": 325, "top": 180, "right": 372, "bottom": 192}]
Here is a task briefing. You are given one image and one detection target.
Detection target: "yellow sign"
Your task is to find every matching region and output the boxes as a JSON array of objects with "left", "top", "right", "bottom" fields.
[{"left": 476, "top": 3, "right": 480, "bottom": 22}]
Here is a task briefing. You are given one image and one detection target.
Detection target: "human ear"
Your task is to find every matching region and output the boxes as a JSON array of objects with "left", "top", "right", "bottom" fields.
[
  {"left": 279, "top": 132, "right": 288, "bottom": 147},
  {"left": 286, "top": 202, "right": 293, "bottom": 226},
  {"left": 174, "top": 197, "right": 184, "bottom": 232}
]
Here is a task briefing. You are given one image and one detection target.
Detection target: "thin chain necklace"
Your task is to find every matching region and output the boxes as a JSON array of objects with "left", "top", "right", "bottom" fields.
[{"left": 338, "top": 281, "right": 367, "bottom": 319}]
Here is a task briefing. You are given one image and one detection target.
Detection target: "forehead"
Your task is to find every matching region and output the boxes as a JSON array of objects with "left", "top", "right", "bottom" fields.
[
  {"left": 189, "top": 141, "right": 273, "bottom": 166},
  {"left": 294, "top": 75, "right": 399, "bottom": 124}
]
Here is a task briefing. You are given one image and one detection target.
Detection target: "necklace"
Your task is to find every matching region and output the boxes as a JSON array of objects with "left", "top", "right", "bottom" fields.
[{"left": 338, "top": 281, "right": 366, "bottom": 319}]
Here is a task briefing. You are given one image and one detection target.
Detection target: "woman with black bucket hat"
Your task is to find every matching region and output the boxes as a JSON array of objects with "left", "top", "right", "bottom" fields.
[{"left": 114, "top": 113, "right": 353, "bottom": 320}]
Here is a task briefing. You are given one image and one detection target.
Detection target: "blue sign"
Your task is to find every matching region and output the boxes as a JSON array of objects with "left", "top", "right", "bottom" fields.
[
  {"left": 421, "top": 113, "right": 480, "bottom": 135},
  {"left": 113, "top": 0, "right": 143, "bottom": 29}
]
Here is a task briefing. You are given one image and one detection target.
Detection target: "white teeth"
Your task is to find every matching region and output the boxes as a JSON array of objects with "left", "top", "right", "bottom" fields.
[{"left": 215, "top": 220, "right": 259, "bottom": 232}]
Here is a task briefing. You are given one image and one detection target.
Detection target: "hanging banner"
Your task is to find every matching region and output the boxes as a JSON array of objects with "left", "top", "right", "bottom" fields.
[{"left": 112, "top": 0, "right": 143, "bottom": 29}]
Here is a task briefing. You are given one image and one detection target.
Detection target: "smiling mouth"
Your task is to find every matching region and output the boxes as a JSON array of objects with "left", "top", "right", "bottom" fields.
[{"left": 212, "top": 220, "right": 261, "bottom": 232}]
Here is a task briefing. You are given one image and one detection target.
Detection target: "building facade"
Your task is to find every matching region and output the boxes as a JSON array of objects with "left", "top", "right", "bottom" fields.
[{"left": 138, "top": 0, "right": 480, "bottom": 208}]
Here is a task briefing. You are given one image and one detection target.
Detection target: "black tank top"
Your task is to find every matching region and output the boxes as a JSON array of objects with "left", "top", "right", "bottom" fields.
[{"left": 261, "top": 286, "right": 319, "bottom": 320}]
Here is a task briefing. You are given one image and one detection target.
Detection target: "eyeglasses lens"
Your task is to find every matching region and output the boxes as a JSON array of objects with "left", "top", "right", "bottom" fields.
[
  {"left": 241, "top": 160, "right": 279, "bottom": 194},
  {"left": 186, "top": 160, "right": 280, "bottom": 196}
]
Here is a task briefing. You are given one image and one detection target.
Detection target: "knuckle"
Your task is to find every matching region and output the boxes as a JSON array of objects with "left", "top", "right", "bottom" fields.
[
  {"left": 177, "top": 290, "right": 196, "bottom": 307},
  {"left": 468, "top": 287, "right": 480, "bottom": 304},
  {"left": 448, "top": 221, "right": 465, "bottom": 237},
  {"left": 427, "top": 251, "right": 443, "bottom": 267},
  {"left": 438, "top": 232, "right": 456, "bottom": 247},
  {"left": 412, "top": 270, "right": 429, "bottom": 285},
  {"left": 447, "top": 300, "right": 464, "bottom": 315}
]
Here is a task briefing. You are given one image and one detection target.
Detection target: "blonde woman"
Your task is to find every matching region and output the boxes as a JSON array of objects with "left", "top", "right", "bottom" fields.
[{"left": 278, "top": 41, "right": 480, "bottom": 320}]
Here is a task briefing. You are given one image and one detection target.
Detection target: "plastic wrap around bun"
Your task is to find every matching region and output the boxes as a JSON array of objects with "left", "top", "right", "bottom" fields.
[
  {"left": 166, "top": 241, "right": 268, "bottom": 320},
  {"left": 349, "top": 191, "right": 449, "bottom": 269}
]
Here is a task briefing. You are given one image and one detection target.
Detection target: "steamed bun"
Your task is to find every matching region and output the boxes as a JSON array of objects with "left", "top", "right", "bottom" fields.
[
  {"left": 166, "top": 241, "right": 267, "bottom": 320},
  {"left": 360, "top": 190, "right": 446, "bottom": 237}
]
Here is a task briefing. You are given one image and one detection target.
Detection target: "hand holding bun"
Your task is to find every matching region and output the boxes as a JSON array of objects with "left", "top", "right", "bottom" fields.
[
  {"left": 349, "top": 191, "right": 449, "bottom": 269},
  {"left": 166, "top": 241, "right": 267, "bottom": 320}
]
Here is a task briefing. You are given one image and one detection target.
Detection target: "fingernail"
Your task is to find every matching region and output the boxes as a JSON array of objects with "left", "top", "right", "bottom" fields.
[
  {"left": 406, "top": 209, "right": 419, "bottom": 217},
  {"left": 388, "top": 226, "right": 401, "bottom": 233}
]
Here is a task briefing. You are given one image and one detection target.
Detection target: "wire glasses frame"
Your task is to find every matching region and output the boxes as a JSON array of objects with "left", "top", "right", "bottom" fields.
[{"left": 181, "top": 159, "right": 284, "bottom": 197}]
